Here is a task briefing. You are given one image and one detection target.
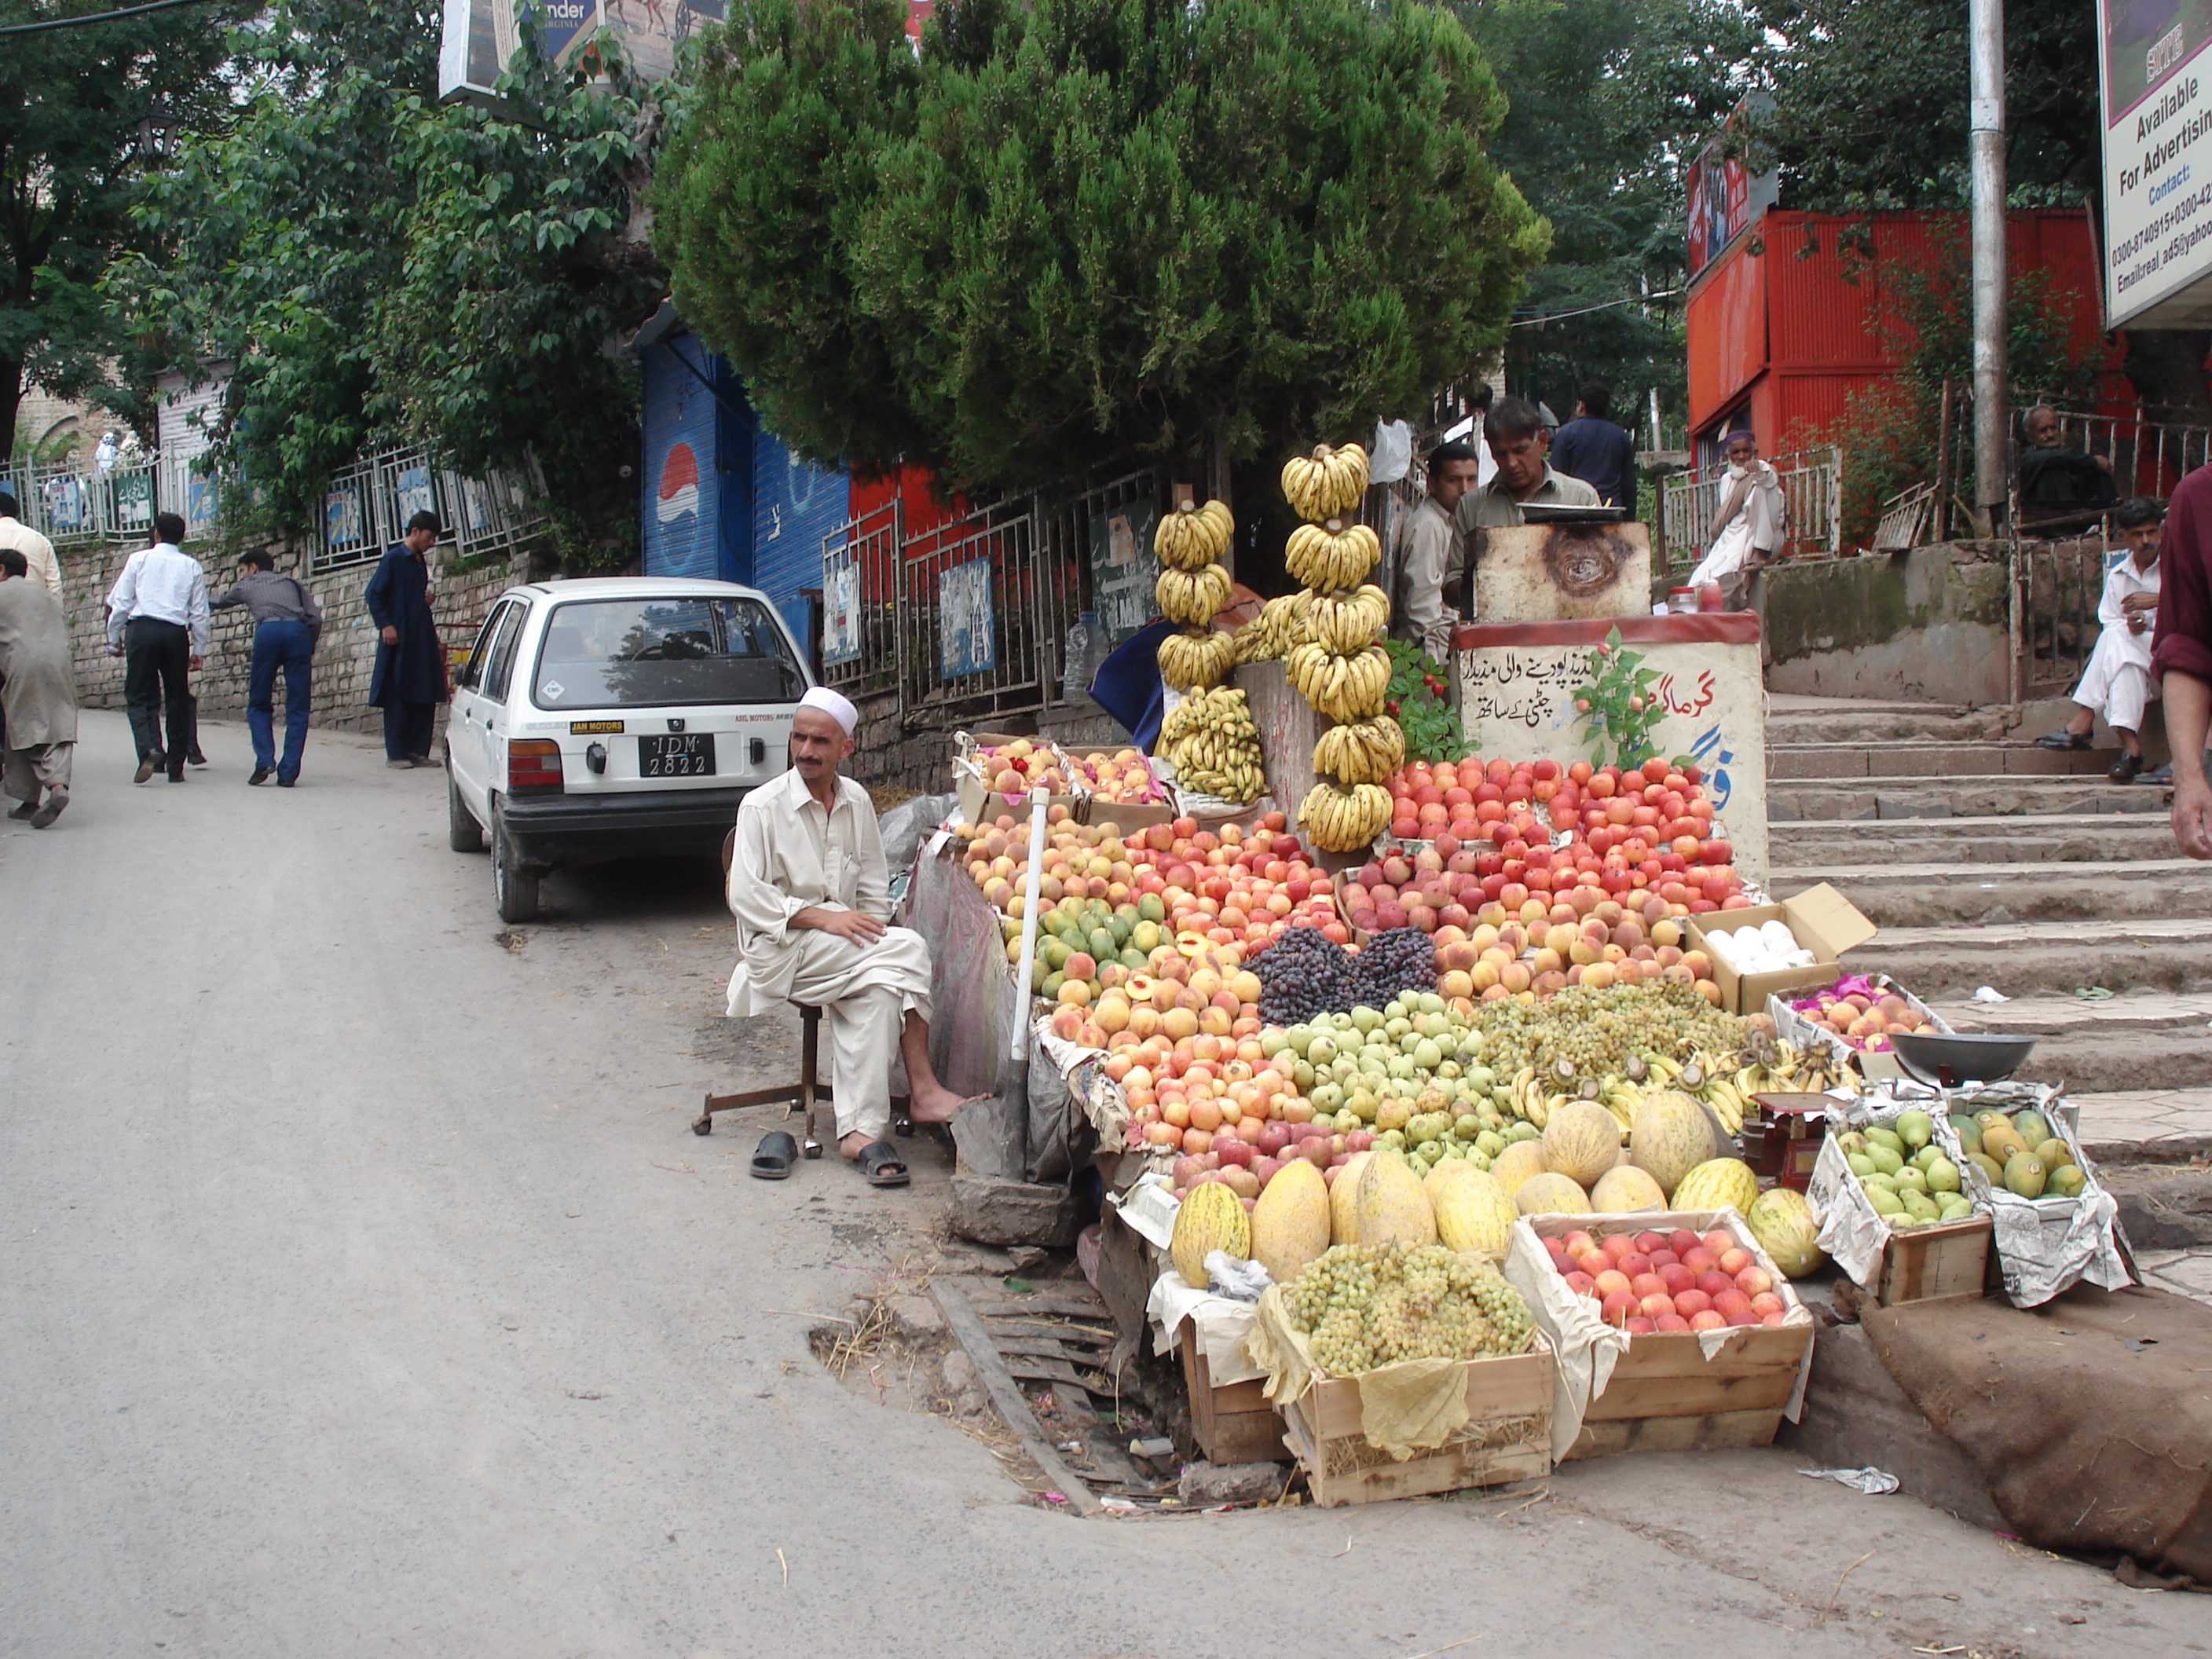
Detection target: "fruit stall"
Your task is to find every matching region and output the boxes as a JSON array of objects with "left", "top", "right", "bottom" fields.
[{"left": 914, "top": 434, "right": 2158, "bottom": 1517}]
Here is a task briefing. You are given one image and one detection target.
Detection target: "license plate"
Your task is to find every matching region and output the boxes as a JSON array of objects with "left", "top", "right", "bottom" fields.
[{"left": 639, "top": 734, "right": 716, "bottom": 777}]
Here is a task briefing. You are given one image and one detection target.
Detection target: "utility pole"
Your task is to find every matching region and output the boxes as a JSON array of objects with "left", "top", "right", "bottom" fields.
[{"left": 1969, "top": 0, "right": 2008, "bottom": 532}]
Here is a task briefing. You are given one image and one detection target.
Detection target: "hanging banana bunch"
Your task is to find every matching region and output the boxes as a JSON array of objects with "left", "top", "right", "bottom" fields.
[
  {"left": 1298, "top": 781, "right": 1393, "bottom": 852},
  {"left": 1153, "top": 500, "right": 1235, "bottom": 573},
  {"left": 1156, "top": 561, "right": 1232, "bottom": 625},
  {"left": 1312, "top": 716, "right": 1405, "bottom": 785},
  {"left": 1287, "top": 641, "right": 1391, "bottom": 723},
  {"left": 1280, "top": 443, "right": 1371, "bottom": 520},
  {"left": 1157, "top": 626, "right": 1238, "bottom": 691},
  {"left": 1307, "top": 584, "right": 1390, "bottom": 654},
  {"left": 1160, "top": 687, "right": 1265, "bottom": 804},
  {"left": 1285, "top": 521, "right": 1382, "bottom": 593},
  {"left": 1232, "top": 590, "right": 1312, "bottom": 664}
]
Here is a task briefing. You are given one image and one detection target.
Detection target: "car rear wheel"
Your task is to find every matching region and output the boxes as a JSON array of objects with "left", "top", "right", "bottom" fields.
[
  {"left": 448, "top": 753, "right": 485, "bottom": 852},
  {"left": 490, "top": 797, "right": 540, "bottom": 923}
]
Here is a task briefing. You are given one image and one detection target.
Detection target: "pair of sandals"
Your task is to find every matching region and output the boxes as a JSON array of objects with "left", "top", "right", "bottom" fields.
[{"left": 750, "top": 1130, "right": 907, "bottom": 1186}]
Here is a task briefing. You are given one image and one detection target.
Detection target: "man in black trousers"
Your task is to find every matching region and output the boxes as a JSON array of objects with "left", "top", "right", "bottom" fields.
[{"left": 104, "top": 511, "right": 211, "bottom": 783}]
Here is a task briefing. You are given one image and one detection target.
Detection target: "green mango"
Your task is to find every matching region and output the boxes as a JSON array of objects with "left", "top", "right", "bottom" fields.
[
  {"left": 2012, "top": 1111, "right": 2051, "bottom": 1149},
  {"left": 2004, "top": 1152, "right": 2048, "bottom": 1199},
  {"left": 1863, "top": 1181, "right": 1905, "bottom": 1217},
  {"left": 2033, "top": 1137, "right": 2075, "bottom": 1173},
  {"left": 1895, "top": 1109, "right": 1933, "bottom": 1151},
  {"left": 1974, "top": 1109, "right": 2011, "bottom": 1133},
  {"left": 1137, "top": 892, "right": 1166, "bottom": 923},
  {"left": 1848, "top": 1152, "right": 1877, "bottom": 1178},
  {"left": 1949, "top": 1115, "right": 1983, "bottom": 1157},
  {"left": 1866, "top": 1127, "right": 1905, "bottom": 1155},
  {"left": 1971, "top": 1152, "right": 2007, "bottom": 1187},
  {"left": 1926, "top": 1155, "right": 1961, "bottom": 1194},
  {"left": 1868, "top": 1144, "right": 1904, "bottom": 1177},
  {"left": 2047, "top": 1164, "right": 2088, "bottom": 1199}
]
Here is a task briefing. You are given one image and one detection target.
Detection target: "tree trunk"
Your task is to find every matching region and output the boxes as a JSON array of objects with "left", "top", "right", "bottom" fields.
[
  {"left": 2119, "top": 328, "right": 2212, "bottom": 490},
  {"left": 1, "top": 354, "right": 23, "bottom": 468}
]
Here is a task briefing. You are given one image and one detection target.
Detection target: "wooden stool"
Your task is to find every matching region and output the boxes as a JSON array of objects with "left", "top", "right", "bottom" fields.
[{"left": 698, "top": 828, "right": 913, "bottom": 1153}]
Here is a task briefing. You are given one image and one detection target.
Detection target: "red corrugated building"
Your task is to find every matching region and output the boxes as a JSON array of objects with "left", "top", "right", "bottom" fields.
[{"left": 1685, "top": 208, "right": 2132, "bottom": 460}]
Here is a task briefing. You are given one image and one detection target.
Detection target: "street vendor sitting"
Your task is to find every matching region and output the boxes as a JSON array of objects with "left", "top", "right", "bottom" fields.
[
  {"left": 727, "top": 686, "right": 976, "bottom": 1185},
  {"left": 2035, "top": 496, "right": 2167, "bottom": 782}
]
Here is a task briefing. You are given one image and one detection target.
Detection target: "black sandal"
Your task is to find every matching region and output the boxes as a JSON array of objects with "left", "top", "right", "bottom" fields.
[
  {"left": 751, "top": 1130, "right": 800, "bottom": 1180},
  {"left": 855, "top": 1140, "right": 910, "bottom": 1187}
]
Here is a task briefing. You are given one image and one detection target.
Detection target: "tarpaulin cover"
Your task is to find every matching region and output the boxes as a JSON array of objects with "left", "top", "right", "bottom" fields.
[{"left": 1864, "top": 1284, "right": 2212, "bottom": 1584}]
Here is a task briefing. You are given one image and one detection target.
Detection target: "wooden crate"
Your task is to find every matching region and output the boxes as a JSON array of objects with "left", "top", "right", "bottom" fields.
[
  {"left": 1875, "top": 1214, "right": 1992, "bottom": 1306},
  {"left": 1279, "top": 1339, "right": 1554, "bottom": 1507},
  {"left": 1178, "top": 1326, "right": 1289, "bottom": 1466}
]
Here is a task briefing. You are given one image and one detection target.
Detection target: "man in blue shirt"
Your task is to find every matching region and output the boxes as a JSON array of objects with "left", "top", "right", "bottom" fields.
[{"left": 1548, "top": 382, "right": 1640, "bottom": 511}]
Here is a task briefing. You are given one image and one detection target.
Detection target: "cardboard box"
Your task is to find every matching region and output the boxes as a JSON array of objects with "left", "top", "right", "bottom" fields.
[
  {"left": 953, "top": 731, "right": 1174, "bottom": 830},
  {"left": 1687, "top": 883, "right": 1877, "bottom": 1016},
  {"left": 1279, "top": 1338, "right": 1555, "bottom": 1507}
]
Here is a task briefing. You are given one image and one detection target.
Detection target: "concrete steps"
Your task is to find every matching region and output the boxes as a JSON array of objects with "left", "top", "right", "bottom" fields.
[
  {"left": 1912, "top": 991, "right": 2212, "bottom": 1098},
  {"left": 1767, "top": 777, "right": 2166, "bottom": 821},
  {"left": 1765, "top": 708, "right": 1987, "bottom": 745},
  {"left": 1841, "top": 917, "right": 2212, "bottom": 998},
  {"left": 1768, "top": 857, "right": 2212, "bottom": 925},
  {"left": 1769, "top": 741, "right": 2125, "bottom": 780},
  {"left": 1771, "top": 814, "right": 2177, "bottom": 866}
]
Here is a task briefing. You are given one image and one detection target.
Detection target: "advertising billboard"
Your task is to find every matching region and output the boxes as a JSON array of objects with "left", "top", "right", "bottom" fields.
[
  {"left": 1686, "top": 96, "right": 1778, "bottom": 282},
  {"left": 2100, "top": 0, "right": 2212, "bottom": 327},
  {"left": 441, "top": 0, "right": 725, "bottom": 102}
]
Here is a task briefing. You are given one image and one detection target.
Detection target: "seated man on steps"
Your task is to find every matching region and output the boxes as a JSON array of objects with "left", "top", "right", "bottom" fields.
[
  {"left": 2036, "top": 496, "right": 2166, "bottom": 783},
  {"left": 726, "top": 686, "right": 975, "bottom": 1186}
]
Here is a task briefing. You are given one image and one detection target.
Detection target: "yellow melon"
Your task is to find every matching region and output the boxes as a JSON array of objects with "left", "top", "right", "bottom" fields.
[
  {"left": 1435, "top": 1169, "right": 1518, "bottom": 1260},
  {"left": 1170, "top": 1180, "right": 1251, "bottom": 1285},
  {"left": 1590, "top": 1165, "right": 1668, "bottom": 1214},
  {"left": 1543, "top": 1101, "right": 1624, "bottom": 1189},
  {"left": 1669, "top": 1156, "right": 1760, "bottom": 1216},
  {"left": 1489, "top": 1139, "right": 1548, "bottom": 1196},
  {"left": 1250, "top": 1160, "right": 1330, "bottom": 1283},
  {"left": 1354, "top": 1152, "right": 1437, "bottom": 1247},
  {"left": 1514, "top": 1171, "right": 1593, "bottom": 1216}
]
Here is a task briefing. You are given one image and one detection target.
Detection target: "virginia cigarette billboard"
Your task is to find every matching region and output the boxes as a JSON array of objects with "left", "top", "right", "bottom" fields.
[
  {"left": 2100, "top": 0, "right": 2212, "bottom": 328},
  {"left": 440, "top": 0, "right": 724, "bottom": 101}
]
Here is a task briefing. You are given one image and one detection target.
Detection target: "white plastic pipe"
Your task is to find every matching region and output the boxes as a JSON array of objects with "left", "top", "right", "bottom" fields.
[{"left": 1012, "top": 788, "right": 1050, "bottom": 1060}]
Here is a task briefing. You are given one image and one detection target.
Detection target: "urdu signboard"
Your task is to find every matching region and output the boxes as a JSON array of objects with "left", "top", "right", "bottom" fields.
[{"left": 2100, "top": 0, "right": 2212, "bottom": 328}]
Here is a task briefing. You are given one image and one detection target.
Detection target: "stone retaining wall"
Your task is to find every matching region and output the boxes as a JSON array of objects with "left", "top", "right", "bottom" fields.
[{"left": 54, "top": 537, "right": 538, "bottom": 745}]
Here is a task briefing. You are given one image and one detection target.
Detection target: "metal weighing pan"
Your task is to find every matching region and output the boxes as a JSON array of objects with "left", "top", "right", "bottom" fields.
[{"left": 1887, "top": 1031, "right": 2039, "bottom": 1088}]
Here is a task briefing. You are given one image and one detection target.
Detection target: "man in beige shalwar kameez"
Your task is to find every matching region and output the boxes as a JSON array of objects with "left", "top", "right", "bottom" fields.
[
  {"left": 0, "top": 547, "right": 77, "bottom": 827},
  {"left": 727, "top": 687, "right": 971, "bottom": 1184}
]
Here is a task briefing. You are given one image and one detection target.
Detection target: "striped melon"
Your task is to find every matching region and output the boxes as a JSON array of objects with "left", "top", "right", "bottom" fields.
[
  {"left": 1489, "top": 1139, "right": 1548, "bottom": 1197},
  {"left": 1514, "top": 1171, "right": 1593, "bottom": 1216},
  {"left": 1251, "top": 1160, "right": 1331, "bottom": 1283},
  {"left": 1171, "top": 1180, "right": 1251, "bottom": 1285},
  {"left": 1423, "top": 1157, "right": 1481, "bottom": 1207},
  {"left": 1354, "top": 1152, "right": 1437, "bottom": 1247},
  {"left": 1329, "top": 1150, "right": 1375, "bottom": 1244},
  {"left": 1590, "top": 1164, "right": 1668, "bottom": 1214},
  {"left": 1668, "top": 1156, "right": 1759, "bottom": 1216},
  {"left": 1544, "top": 1101, "right": 1624, "bottom": 1189},
  {"left": 1434, "top": 1169, "right": 1518, "bottom": 1260},
  {"left": 1629, "top": 1090, "right": 1716, "bottom": 1200}
]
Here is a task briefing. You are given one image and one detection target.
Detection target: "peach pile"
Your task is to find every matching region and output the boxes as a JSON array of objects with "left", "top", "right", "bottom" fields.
[
  {"left": 1790, "top": 980, "right": 1935, "bottom": 1053},
  {"left": 972, "top": 738, "right": 1068, "bottom": 803},
  {"left": 1060, "top": 746, "right": 1164, "bottom": 803},
  {"left": 1542, "top": 1226, "right": 1791, "bottom": 1331}
]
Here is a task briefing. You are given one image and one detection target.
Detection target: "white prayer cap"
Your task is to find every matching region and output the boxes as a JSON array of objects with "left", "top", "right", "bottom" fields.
[{"left": 796, "top": 685, "right": 859, "bottom": 734}]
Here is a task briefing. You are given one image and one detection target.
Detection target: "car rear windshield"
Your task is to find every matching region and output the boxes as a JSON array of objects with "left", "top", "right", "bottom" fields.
[{"left": 530, "top": 595, "right": 806, "bottom": 709}]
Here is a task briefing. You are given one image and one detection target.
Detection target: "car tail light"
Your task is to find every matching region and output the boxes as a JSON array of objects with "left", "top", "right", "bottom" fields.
[{"left": 508, "top": 738, "right": 564, "bottom": 795}]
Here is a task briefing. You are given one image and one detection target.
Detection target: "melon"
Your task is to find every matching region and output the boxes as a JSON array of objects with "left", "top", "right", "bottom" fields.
[
  {"left": 1590, "top": 1164, "right": 1668, "bottom": 1214},
  {"left": 1745, "top": 1187, "right": 1826, "bottom": 1279},
  {"left": 1543, "top": 1101, "right": 1623, "bottom": 1189},
  {"left": 1423, "top": 1157, "right": 1481, "bottom": 1208},
  {"left": 1629, "top": 1090, "right": 1716, "bottom": 1200},
  {"left": 1668, "top": 1156, "right": 1760, "bottom": 1216},
  {"left": 1354, "top": 1151, "right": 1437, "bottom": 1247},
  {"left": 1489, "top": 1139, "right": 1548, "bottom": 1197},
  {"left": 1170, "top": 1181, "right": 1251, "bottom": 1286},
  {"left": 1514, "top": 1171, "right": 1593, "bottom": 1216},
  {"left": 1329, "top": 1150, "right": 1375, "bottom": 1244},
  {"left": 1250, "top": 1159, "right": 1330, "bottom": 1283},
  {"left": 1434, "top": 1169, "right": 1518, "bottom": 1260}
]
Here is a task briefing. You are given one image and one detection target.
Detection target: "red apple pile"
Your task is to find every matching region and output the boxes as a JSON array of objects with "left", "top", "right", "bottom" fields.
[{"left": 1543, "top": 1226, "right": 1792, "bottom": 1332}]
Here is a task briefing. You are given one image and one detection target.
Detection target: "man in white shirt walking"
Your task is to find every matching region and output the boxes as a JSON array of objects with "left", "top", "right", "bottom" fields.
[
  {"left": 0, "top": 490, "right": 62, "bottom": 601},
  {"left": 2037, "top": 496, "right": 2167, "bottom": 782},
  {"left": 105, "top": 512, "right": 210, "bottom": 783}
]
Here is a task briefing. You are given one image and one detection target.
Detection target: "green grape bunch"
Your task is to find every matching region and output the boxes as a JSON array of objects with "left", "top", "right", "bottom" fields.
[{"left": 1284, "top": 1243, "right": 1535, "bottom": 1374}]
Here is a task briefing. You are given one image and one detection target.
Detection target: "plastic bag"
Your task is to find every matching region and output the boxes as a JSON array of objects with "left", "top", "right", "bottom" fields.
[
  {"left": 1370, "top": 418, "right": 1414, "bottom": 484},
  {"left": 878, "top": 791, "right": 954, "bottom": 879},
  {"left": 1204, "top": 1250, "right": 1272, "bottom": 1302}
]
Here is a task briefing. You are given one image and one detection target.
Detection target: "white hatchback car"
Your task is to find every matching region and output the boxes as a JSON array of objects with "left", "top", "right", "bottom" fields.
[{"left": 445, "top": 577, "right": 813, "bottom": 921}]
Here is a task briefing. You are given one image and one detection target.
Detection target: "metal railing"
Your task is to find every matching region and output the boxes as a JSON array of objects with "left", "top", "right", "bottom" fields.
[
  {"left": 1658, "top": 445, "right": 1840, "bottom": 568},
  {"left": 2009, "top": 534, "right": 2111, "bottom": 701},
  {"left": 315, "top": 444, "right": 547, "bottom": 571},
  {"left": 819, "top": 497, "right": 902, "bottom": 698},
  {"left": 0, "top": 454, "right": 163, "bottom": 544}
]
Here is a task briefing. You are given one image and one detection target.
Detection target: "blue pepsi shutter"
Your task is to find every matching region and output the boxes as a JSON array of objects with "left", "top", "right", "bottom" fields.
[{"left": 640, "top": 335, "right": 720, "bottom": 580}]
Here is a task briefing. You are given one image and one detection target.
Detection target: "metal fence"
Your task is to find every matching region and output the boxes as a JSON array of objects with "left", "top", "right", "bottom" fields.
[
  {"left": 2009, "top": 535, "right": 2111, "bottom": 702},
  {"left": 315, "top": 445, "right": 547, "bottom": 571},
  {"left": 1658, "top": 445, "right": 1841, "bottom": 568},
  {"left": 819, "top": 464, "right": 1161, "bottom": 727},
  {"left": 0, "top": 452, "right": 203, "bottom": 545}
]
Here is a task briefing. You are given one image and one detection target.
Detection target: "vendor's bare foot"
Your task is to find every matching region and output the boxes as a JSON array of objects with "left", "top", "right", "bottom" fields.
[
  {"left": 839, "top": 1130, "right": 873, "bottom": 1159},
  {"left": 908, "top": 1083, "right": 986, "bottom": 1125}
]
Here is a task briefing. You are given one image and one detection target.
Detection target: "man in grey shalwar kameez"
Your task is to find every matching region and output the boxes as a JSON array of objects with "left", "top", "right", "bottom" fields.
[{"left": 0, "top": 547, "right": 78, "bottom": 827}]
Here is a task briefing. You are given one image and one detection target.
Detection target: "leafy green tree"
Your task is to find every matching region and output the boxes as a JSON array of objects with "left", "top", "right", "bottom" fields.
[
  {"left": 109, "top": 3, "right": 664, "bottom": 558},
  {"left": 655, "top": 0, "right": 1547, "bottom": 494},
  {"left": 1, "top": 0, "right": 254, "bottom": 452},
  {"left": 1454, "top": 0, "right": 1769, "bottom": 430}
]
